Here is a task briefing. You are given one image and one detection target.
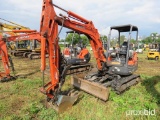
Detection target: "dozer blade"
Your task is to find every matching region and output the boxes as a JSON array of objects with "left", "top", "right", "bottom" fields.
[
  {"left": 46, "top": 90, "right": 79, "bottom": 113},
  {"left": 71, "top": 75, "right": 109, "bottom": 101}
]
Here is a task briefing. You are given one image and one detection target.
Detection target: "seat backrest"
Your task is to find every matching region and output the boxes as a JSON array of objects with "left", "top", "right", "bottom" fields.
[{"left": 120, "top": 41, "right": 128, "bottom": 54}]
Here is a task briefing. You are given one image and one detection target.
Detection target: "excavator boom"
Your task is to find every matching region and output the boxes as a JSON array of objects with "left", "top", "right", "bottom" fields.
[
  {"left": 0, "top": 18, "right": 29, "bottom": 30},
  {"left": 39, "top": 0, "right": 109, "bottom": 112}
]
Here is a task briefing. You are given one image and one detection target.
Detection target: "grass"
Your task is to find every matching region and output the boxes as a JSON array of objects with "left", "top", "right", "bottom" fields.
[{"left": 0, "top": 50, "right": 160, "bottom": 120}]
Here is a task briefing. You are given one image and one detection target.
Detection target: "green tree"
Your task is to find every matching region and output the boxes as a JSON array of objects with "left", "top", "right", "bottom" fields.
[
  {"left": 150, "top": 33, "right": 160, "bottom": 43},
  {"left": 130, "top": 39, "right": 136, "bottom": 44},
  {"left": 100, "top": 35, "right": 107, "bottom": 43},
  {"left": 81, "top": 35, "right": 89, "bottom": 45},
  {"left": 139, "top": 33, "right": 160, "bottom": 49},
  {"left": 120, "top": 35, "right": 125, "bottom": 45},
  {"left": 142, "top": 37, "right": 152, "bottom": 44},
  {"left": 65, "top": 33, "right": 89, "bottom": 45},
  {"left": 141, "top": 33, "right": 160, "bottom": 44}
]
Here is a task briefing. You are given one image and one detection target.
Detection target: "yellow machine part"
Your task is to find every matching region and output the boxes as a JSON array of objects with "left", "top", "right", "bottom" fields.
[{"left": 147, "top": 51, "right": 160, "bottom": 60}]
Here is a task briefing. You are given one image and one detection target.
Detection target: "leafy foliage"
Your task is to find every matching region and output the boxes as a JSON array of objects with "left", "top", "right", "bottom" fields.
[
  {"left": 65, "top": 33, "right": 89, "bottom": 45},
  {"left": 100, "top": 35, "right": 107, "bottom": 43},
  {"left": 142, "top": 33, "right": 160, "bottom": 44}
]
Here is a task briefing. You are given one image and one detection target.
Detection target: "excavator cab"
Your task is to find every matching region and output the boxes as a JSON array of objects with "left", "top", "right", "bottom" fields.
[{"left": 106, "top": 24, "right": 138, "bottom": 75}]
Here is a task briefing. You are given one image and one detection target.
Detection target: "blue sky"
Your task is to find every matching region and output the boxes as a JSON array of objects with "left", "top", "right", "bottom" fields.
[{"left": 0, "top": 0, "right": 160, "bottom": 39}]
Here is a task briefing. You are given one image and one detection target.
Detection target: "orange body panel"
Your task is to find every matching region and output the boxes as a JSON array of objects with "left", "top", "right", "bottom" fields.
[
  {"left": 63, "top": 48, "right": 71, "bottom": 56},
  {"left": 107, "top": 52, "right": 138, "bottom": 66},
  {"left": 128, "top": 52, "right": 138, "bottom": 66},
  {"left": 3, "top": 32, "right": 41, "bottom": 42},
  {"left": 40, "top": 0, "right": 59, "bottom": 97},
  {"left": 77, "top": 48, "right": 89, "bottom": 59},
  {"left": 0, "top": 39, "right": 10, "bottom": 79},
  {"left": 11, "top": 30, "right": 37, "bottom": 33}
]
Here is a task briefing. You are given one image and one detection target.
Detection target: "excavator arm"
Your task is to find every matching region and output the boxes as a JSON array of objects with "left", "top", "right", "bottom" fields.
[
  {"left": 2, "top": 32, "right": 41, "bottom": 42},
  {"left": 0, "top": 36, "right": 10, "bottom": 81},
  {"left": 39, "top": 0, "right": 107, "bottom": 111},
  {"left": 0, "top": 20, "right": 31, "bottom": 37},
  {"left": 0, "top": 18, "right": 30, "bottom": 30},
  {"left": 40, "top": 0, "right": 106, "bottom": 71}
]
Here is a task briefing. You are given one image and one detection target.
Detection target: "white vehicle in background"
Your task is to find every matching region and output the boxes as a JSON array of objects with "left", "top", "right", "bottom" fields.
[{"left": 136, "top": 48, "right": 143, "bottom": 54}]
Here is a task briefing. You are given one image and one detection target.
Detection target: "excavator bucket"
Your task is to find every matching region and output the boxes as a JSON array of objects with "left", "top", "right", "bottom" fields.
[
  {"left": 71, "top": 74, "right": 110, "bottom": 101},
  {"left": 46, "top": 90, "right": 79, "bottom": 113}
]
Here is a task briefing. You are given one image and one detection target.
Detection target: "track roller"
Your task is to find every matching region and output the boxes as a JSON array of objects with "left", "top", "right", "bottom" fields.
[
  {"left": 23, "top": 52, "right": 31, "bottom": 58},
  {"left": 111, "top": 74, "right": 140, "bottom": 94}
]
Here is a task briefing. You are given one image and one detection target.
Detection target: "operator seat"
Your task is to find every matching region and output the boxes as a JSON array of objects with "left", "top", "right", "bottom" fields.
[
  {"left": 119, "top": 41, "right": 128, "bottom": 64},
  {"left": 120, "top": 41, "right": 128, "bottom": 54},
  {"left": 120, "top": 41, "right": 134, "bottom": 60}
]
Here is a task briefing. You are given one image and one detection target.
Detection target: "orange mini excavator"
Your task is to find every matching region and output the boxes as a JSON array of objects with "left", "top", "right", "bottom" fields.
[
  {"left": 0, "top": 31, "right": 41, "bottom": 82},
  {"left": 63, "top": 31, "right": 91, "bottom": 65},
  {"left": 0, "top": 0, "right": 140, "bottom": 112},
  {"left": 39, "top": 0, "right": 139, "bottom": 112}
]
